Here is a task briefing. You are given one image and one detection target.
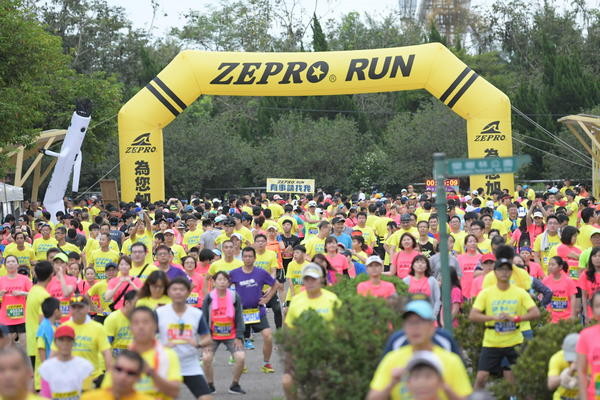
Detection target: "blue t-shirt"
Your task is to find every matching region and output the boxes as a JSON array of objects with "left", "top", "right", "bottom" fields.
[
  {"left": 333, "top": 233, "right": 352, "bottom": 250},
  {"left": 229, "top": 267, "right": 276, "bottom": 316},
  {"left": 353, "top": 261, "right": 367, "bottom": 275}
]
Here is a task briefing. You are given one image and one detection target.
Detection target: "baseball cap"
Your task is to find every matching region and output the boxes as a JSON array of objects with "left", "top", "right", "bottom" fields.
[
  {"left": 184, "top": 205, "right": 194, "bottom": 212},
  {"left": 591, "top": 229, "right": 600, "bottom": 237},
  {"left": 231, "top": 233, "right": 243, "bottom": 240},
  {"left": 266, "top": 225, "right": 278, "bottom": 231},
  {"left": 54, "top": 325, "right": 76, "bottom": 340},
  {"left": 163, "top": 229, "right": 175, "bottom": 235},
  {"left": 401, "top": 188, "right": 407, "bottom": 193},
  {"left": 533, "top": 211, "right": 544, "bottom": 218},
  {"left": 406, "top": 351, "right": 444, "bottom": 375},
  {"left": 53, "top": 253, "right": 68, "bottom": 263},
  {"left": 212, "top": 249, "right": 222, "bottom": 257},
  {"left": 485, "top": 200, "right": 495, "bottom": 208},
  {"left": 562, "top": 333, "right": 579, "bottom": 362},
  {"left": 273, "top": 194, "right": 282, "bottom": 200},
  {"left": 70, "top": 295, "right": 90, "bottom": 307},
  {"left": 481, "top": 253, "right": 496, "bottom": 263},
  {"left": 105, "top": 262, "right": 118, "bottom": 271},
  {"left": 494, "top": 258, "right": 513, "bottom": 270},
  {"left": 214, "top": 215, "right": 228, "bottom": 223},
  {"left": 331, "top": 216, "right": 346, "bottom": 224},
  {"left": 464, "top": 195, "right": 472, "bottom": 201},
  {"left": 301, "top": 263, "right": 323, "bottom": 279},
  {"left": 308, "top": 201, "right": 317, "bottom": 207},
  {"left": 366, "top": 255, "right": 384, "bottom": 266},
  {"left": 403, "top": 300, "right": 435, "bottom": 321}
]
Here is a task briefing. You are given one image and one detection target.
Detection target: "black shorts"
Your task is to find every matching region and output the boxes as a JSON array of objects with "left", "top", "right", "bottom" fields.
[
  {"left": 276, "top": 268, "right": 286, "bottom": 283},
  {"left": 8, "top": 323, "right": 25, "bottom": 334},
  {"left": 478, "top": 346, "right": 519, "bottom": 372},
  {"left": 183, "top": 375, "right": 211, "bottom": 397},
  {"left": 245, "top": 313, "right": 270, "bottom": 333},
  {"left": 576, "top": 286, "right": 582, "bottom": 299}
]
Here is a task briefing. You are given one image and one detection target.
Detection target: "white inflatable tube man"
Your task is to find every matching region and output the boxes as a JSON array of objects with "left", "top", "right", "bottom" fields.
[{"left": 42, "top": 100, "right": 92, "bottom": 223}]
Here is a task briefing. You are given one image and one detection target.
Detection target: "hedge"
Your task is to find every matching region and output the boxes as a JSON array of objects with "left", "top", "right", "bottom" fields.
[{"left": 275, "top": 275, "right": 407, "bottom": 399}]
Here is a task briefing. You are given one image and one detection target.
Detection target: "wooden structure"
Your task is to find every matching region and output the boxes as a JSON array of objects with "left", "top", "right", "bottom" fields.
[
  {"left": 100, "top": 179, "right": 120, "bottom": 208},
  {"left": 2, "top": 129, "right": 67, "bottom": 201},
  {"left": 558, "top": 114, "right": 600, "bottom": 199}
]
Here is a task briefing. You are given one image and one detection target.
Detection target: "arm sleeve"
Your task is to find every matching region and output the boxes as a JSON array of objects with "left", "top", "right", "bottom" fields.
[
  {"left": 234, "top": 294, "right": 245, "bottom": 339},
  {"left": 201, "top": 294, "right": 211, "bottom": 326}
]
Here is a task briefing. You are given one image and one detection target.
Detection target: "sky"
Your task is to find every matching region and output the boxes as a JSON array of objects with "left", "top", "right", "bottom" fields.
[{"left": 107, "top": 0, "right": 600, "bottom": 36}]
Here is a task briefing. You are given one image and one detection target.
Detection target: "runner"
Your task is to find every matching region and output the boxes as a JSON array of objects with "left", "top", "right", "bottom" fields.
[
  {"left": 39, "top": 325, "right": 94, "bottom": 399},
  {"left": 533, "top": 214, "right": 561, "bottom": 273},
  {"left": 156, "top": 277, "right": 213, "bottom": 400},
  {"left": 32, "top": 224, "right": 57, "bottom": 262},
  {"left": 25, "top": 261, "right": 52, "bottom": 373},
  {"left": 87, "top": 233, "right": 119, "bottom": 280},
  {"left": 136, "top": 271, "right": 171, "bottom": 310},
  {"left": 81, "top": 350, "right": 153, "bottom": 400},
  {"left": 101, "top": 307, "right": 182, "bottom": 400},
  {"left": 229, "top": 247, "right": 280, "bottom": 370},
  {"left": 104, "top": 290, "right": 137, "bottom": 356},
  {"left": 367, "top": 299, "right": 472, "bottom": 399},
  {"left": 202, "top": 271, "right": 246, "bottom": 395},
  {"left": 205, "top": 240, "right": 243, "bottom": 289},
  {"left": 104, "top": 255, "right": 143, "bottom": 311},
  {"left": 154, "top": 245, "right": 188, "bottom": 280},
  {"left": 304, "top": 221, "right": 331, "bottom": 258},
  {"left": 0, "top": 346, "right": 46, "bottom": 400},
  {"left": 35, "top": 297, "right": 61, "bottom": 363},
  {"left": 86, "top": 263, "right": 117, "bottom": 323},
  {"left": 0, "top": 255, "right": 32, "bottom": 348},
  {"left": 128, "top": 242, "right": 158, "bottom": 281},
  {"left": 403, "top": 255, "right": 441, "bottom": 317},
  {"left": 469, "top": 256, "right": 540, "bottom": 391},
  {"left": 548, "top": 333, "right": 579, "bottom": 400},
  {"left": 56, "top": 296, "right": 112, "bottom": 388},
  {"left": 457, "top": 234, "right": 482, "bottom": 298},
  {"left": 357, "top": 256, "right": 396, "bottom": 298},
  {"left": 542, "top": 256, "right": 578, "bottom": 323},
  {"left": 284, "top": 245, "right": 310, "bottom": 308},
  {"left": 388, "top": 233, "right": 420, "bottom": 279}
]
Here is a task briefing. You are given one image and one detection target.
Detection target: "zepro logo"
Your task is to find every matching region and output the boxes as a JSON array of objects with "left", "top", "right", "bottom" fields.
[
  {"left": 474, "top": 121, "right": 506, "bottom": 141},
  {"left": 125, "top": 133, "right": 157, "bottom": 153}
]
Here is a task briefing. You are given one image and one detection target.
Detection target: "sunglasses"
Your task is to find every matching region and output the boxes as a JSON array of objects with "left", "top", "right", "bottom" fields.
[{"left": 114, "top": 365, "right": 139, "bottom": 377}]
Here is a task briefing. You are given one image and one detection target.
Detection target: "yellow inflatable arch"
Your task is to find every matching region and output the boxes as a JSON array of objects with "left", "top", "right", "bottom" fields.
[{"left": 119, "top": 43, "right": 512, "bottom": 201}]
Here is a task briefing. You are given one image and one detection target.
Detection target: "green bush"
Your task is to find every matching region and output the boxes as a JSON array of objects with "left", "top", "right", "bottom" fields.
[
  {"left": 275, "top": 277, "right": 407, "bottom": 400},
  {"left": 491, "top": 319, "right": 583, "bottom": 399}
]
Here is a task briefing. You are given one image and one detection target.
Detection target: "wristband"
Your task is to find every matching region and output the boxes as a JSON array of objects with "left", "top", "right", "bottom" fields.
[{"left": 513, "top": 315, "right": 521, "bottom": 323}]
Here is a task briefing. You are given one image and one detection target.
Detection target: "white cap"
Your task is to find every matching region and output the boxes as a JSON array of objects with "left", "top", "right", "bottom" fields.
[
  {"left": 464, "top": 195, "right": 472, "bottom": 201},
  {"left": 273, "top": 194, "right": 282, "bottom": 200},
  {"left": 472, "top": 190, "right": 478, "bottom": 195},
  {"left": 308, "top": 201, "right": 317, "bottom": 207},
  {"left": 301, "top": 263, "right": 324, "bottom": 279},
  {"left": 231, "top": 233, "right": 242, "bottom": 240},
  {"left": 366, "top": 255, "right": 384, "bottom": 266},
  {"left": 533, "top": 211, "right": 544, "bottom": 218},
  {"left": 163, "top": 229, "right": 175, "bottom": 235},
  {"left": 406, "top": 351, "right": 444, "bottom": 375},
  {"left": 486, "top": 200, "right": 495, "bottom": 208}
]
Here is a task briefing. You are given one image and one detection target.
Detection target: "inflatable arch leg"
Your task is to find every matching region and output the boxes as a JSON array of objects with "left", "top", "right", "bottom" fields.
[{"left": 119, "top": 43, "right": 512, "bottom": 201}]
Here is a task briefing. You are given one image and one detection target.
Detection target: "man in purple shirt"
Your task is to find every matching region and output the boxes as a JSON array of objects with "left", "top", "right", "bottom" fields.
[
  {"left": 229, "top": 246, "right": 280, "bottom": 374},
  {"left": 155, "top": 245, "right": 188, "bottom": 280}
]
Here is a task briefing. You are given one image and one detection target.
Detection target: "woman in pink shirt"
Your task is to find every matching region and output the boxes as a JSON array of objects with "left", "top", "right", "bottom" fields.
[
  {"left": 403, "top": 255, "right": 441, "bottom": 317},
  {"left": 578, "top": 247, "right": 600, "bottom": 320},
  {"left": 0, "top": 255, "right": 32, "bottom": 346},
  {"left": 357, "top": 256, "right": 396, "bottom": 298},
  {"left": 576, "top": 290, "right": 600, "bottom": 399},
  {"left": 555, "top": 226, "right": 582, "bottom": 274},
  {"left": 388, "top": 233, "right": 420, "bottom": 279},
  {"left": 456, "top": 234, "right": 481, "bottom": 298},
  {"left": 182, "top": 256, "right": 204, "bottom": 308},
  {"left": 518, "top": 247, "right": 545, "bottom": 279},
  {"left": 542, "top": 256, "right": 577, "bottom": 323},
  {"left": 324, "top": 237, "right": 355, "bottom": 280},
  {"left": 104, "top": 255, "right": 142, "bottom": 311}
]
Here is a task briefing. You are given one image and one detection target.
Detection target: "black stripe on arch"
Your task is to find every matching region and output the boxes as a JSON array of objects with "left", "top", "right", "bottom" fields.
[
  {"left": 447, "top": 73, "right": 479, "bottom": 108},
  {"left": 152, "top": 77, "right": 187, "bottom": 111},
  {"left": 145, "top": 84, "right": 180, "bottom": 117},
  {"left": 439, "top": 67, "right": 471, "bottom": 103}
]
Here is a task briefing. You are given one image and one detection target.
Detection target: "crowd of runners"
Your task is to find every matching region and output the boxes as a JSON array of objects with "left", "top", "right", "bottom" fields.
[{"left": 0, "top": 179, "right": 598, "bottom": 399}]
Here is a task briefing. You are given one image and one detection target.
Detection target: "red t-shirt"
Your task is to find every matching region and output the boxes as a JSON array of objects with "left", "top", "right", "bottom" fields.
[
  {"left": 576, "top": 324, "right": 600, "bottom": 399},
  {"left": 356, "top": 280, "right": 396, "bottom": 298},
  {"left": 46, "top": 275, "right": 77, "bottom": 323},
  {"left": 0, "top": 274, "right": 32, "bottom": 325},
  {"left": 457, "top": 253, "right": 481, "bottom": 298},
  {"left": 392, "top": 250, "right": 420, "bottom": 278},
  {"left": 542, "top": 273, "right": 577, "bottom": 323}
]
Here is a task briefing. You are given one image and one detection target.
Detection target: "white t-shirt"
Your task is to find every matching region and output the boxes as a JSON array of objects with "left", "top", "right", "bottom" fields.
[
  {"left": 39, "top": 356, "right": 93, "bottom": 400},
  {"left": 156, "top": 304, "right": 209, "bottom": 376}
]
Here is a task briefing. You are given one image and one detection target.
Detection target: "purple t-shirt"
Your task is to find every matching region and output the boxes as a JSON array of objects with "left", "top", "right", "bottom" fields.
[
  {"left": 163, "top": 265, "right": 188, "bottom": 280},
  {"left": 229, "top": 267, "right": 276, "bottom": 315}
]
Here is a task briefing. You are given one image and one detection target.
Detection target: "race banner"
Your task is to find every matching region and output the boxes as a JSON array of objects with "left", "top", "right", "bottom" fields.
[{"left": 266, "top": 178, "right": 315, "bottom": 194}]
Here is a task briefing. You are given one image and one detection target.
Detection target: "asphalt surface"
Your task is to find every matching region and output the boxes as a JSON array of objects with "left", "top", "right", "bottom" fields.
[{"left": 179, "top": 311, "right": 284, "bottom": 400}]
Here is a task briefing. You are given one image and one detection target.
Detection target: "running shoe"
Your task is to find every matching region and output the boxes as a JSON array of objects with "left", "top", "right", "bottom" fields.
[
  {"left": 261, "top": 363, "right": 275, "bottom": 373},
  {"left": 229, "top": 383, "right": 246, "bottom": 394},
  {"left": 244, "top": 338, "right": 255, "bottom": 350},
  {"left": 208, "top": 383, "right": 215, "bottom": 394}
]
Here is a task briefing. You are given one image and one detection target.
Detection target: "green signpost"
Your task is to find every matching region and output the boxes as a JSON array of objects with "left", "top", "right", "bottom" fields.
[{"left": 433, "top": 153, "right": 531, "bottom": 332}]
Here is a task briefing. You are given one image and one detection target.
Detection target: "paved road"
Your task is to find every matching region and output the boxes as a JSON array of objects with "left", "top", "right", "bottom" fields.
[{"left": 179, "top": 311, "right": 284, "bottom": 400}]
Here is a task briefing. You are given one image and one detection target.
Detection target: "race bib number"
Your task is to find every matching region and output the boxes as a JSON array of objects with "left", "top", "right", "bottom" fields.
[
  {"left": 59, "top": 300, "right": 70, "bottom": 316},
  {"left": 569, "top": 268, "right": 580, "bottom": 279},
  {"left": 96, "top": 271, "right": 106, "bottom": 280},
  {"left": 291, "top": 277, "right": 303, "bottom": 285},
  {"left": 213, "top": 321, "right": 233, "bottom": 337},
  {"left": 186, "top": 293, "right": 199, "bottom": 306},
  {"left": 167, "top": 323, "right": 193, "bottom": 343},
  {"left": 242, "top": 308, "right": 260, "bottom": 324},
  {"left": 494, "top": 321, "right": 517, "bottom": 333},
  {"left": 6, "top": 304, "right": 24, "bottom": 319},
  {"left": 52, "top": 391, "right": 79, "bottom": 400},
  {"left": 551, "top": 296, "right": 568, "bottom": 310}
]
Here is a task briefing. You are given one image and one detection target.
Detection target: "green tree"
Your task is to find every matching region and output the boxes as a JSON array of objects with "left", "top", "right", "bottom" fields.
[{"left": 311, "top": 12, "right": 328, "bottom": 51}]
